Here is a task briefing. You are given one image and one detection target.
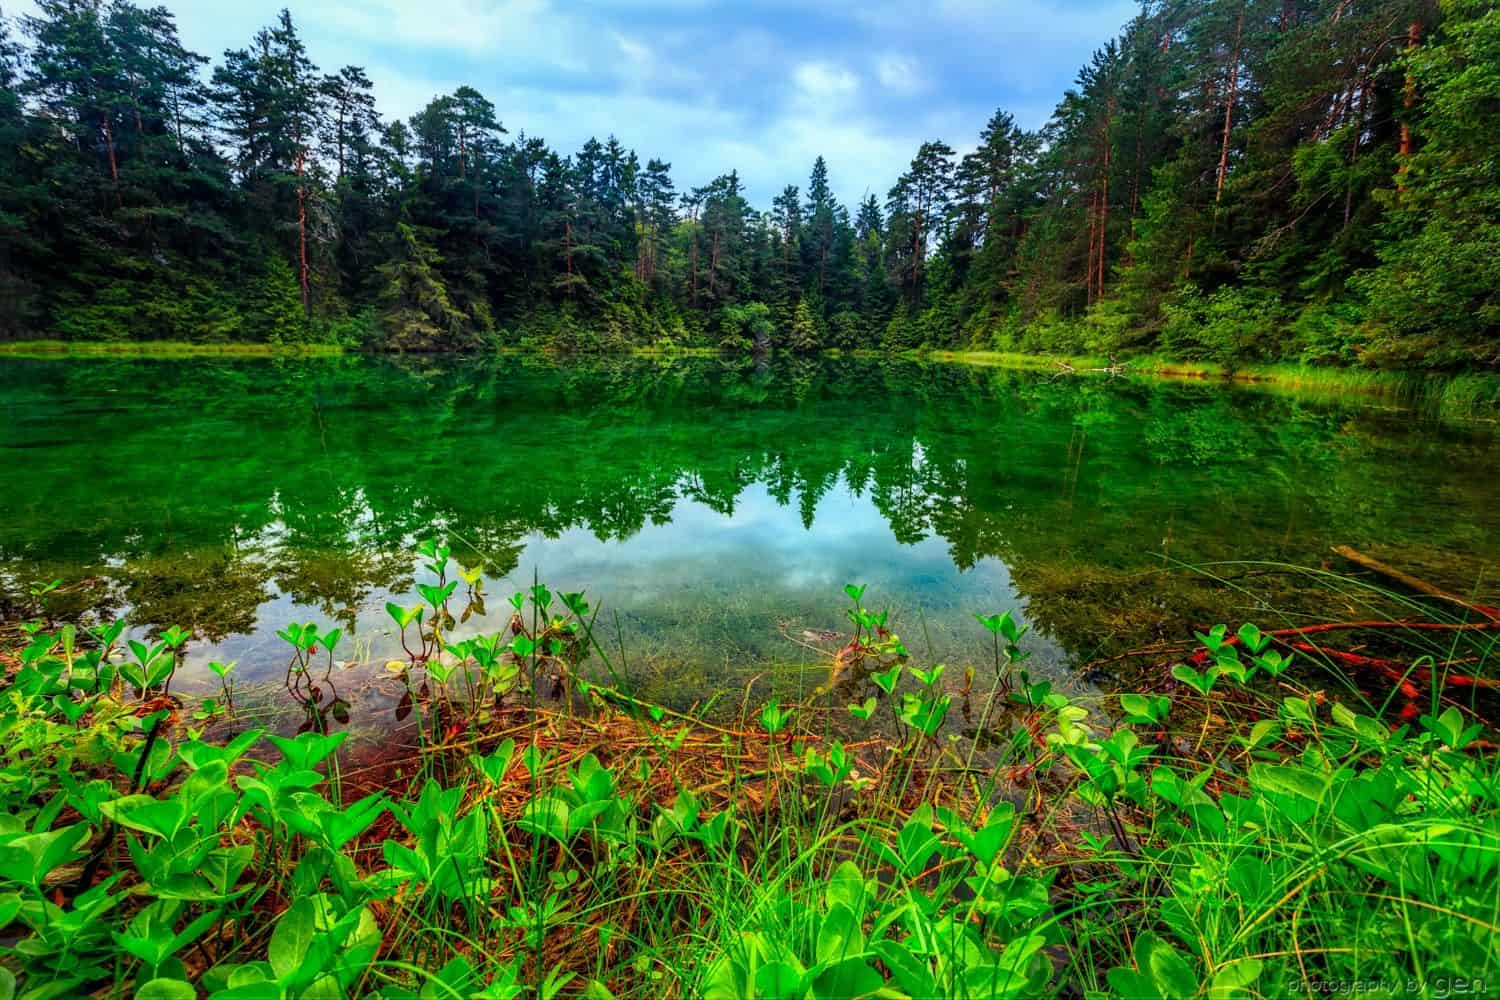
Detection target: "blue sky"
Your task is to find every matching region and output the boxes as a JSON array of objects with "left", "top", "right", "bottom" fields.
[{"left": 15, "top": 0, "right": 1138, "bottom": 209}]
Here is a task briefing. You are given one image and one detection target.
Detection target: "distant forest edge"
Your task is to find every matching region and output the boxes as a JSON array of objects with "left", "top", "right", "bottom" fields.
[{"left": 0, "top": 0, "right": 1496, "bottom": 370}]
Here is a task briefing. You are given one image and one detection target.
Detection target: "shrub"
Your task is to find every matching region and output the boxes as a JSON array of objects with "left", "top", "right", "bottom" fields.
[
  {"left": 1159, "top": 284, "right": 1285, "bottom": 366},
  {"left": 719, "top": 302, "right": 773, "bottom": 353}
]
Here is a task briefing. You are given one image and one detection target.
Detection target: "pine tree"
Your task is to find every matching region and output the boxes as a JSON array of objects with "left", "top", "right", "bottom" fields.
[
  {"left": 887, "top": 141, "right": 955, "bottom": 301},
  {"left": 376, "top": 222, "right": 475, "bottom": 350},
  {"left": 803, "top": 156, "right": 837, "bottom": 301}
]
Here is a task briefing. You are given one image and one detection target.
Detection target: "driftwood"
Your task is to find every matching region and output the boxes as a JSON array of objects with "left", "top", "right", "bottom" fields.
[
  {"left": 1047, "top": 355, "right": 1124, "bottom": 380},
  {"left": 1331, "top": 545, "right": 1500, "bottom": 622},
  {"left": 1278, "top": 641, "right": 1496, "bottom": 694}
]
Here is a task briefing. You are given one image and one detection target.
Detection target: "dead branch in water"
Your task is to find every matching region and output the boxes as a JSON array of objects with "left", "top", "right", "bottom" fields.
[
  {"left": 1332, "top": 545, "right": 1500, "bottom": 622},
  {"left": 1047, "top": 355, "right": 1125, "bottom": 381},
  {"left": 1079, "top": 617, "right": 1500, "bottom": 675}
]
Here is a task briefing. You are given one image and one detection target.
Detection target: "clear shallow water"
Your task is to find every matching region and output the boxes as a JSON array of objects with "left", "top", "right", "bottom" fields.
[{"left": 2, "top": 355, "right": 1497, "bottom": 714}]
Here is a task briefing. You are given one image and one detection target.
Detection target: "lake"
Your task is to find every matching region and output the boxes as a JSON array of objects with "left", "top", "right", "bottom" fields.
[{"left": 3, "top": 354, "right": 1497, "bottom": 723}]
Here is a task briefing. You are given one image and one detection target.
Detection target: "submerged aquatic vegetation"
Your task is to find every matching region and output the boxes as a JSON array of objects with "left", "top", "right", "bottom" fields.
[{"left": 0, "top": 548, "right": 1495, "bottom": 998}]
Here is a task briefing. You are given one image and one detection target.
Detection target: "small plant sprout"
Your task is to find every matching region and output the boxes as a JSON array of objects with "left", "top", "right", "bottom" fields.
[
  {"left": 1118, "top": 692, "right": 1170, "bottom": 726},
  {"left": 975, "top": 610, "right": 1030, "bottom": 691},
  {"left": 387, "top": 601, "right": 427, "bottom": 660},
  {"left": 871, "top": 664, "right": 902, "bottom": 695},
  {"left": 759, "top": 701, "right": 791, "bottom": 736},
  {"left": 208, "top": 659, "right": 238, "bottom": 704},
  {"left": 27, "top": 578, "right": 63, "bottom": 621}
]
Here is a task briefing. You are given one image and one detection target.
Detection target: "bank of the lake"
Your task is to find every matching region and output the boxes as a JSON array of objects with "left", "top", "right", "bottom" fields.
[
  {"left": 6, "top": 338, "right": 1498, "bottom": 418},
  {"left": 920, "top": 349, "right": 1500, "bottom": 418},
  {"left": 0, "top": 339, "right": 349, "bottom": 357}
]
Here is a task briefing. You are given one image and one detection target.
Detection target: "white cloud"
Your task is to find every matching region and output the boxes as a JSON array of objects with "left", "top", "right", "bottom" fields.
[
  {"left": 309, "top": 0, "right": 554, "bottom": 58},
  {"left": 875, "top": 53, "right": 929, "bottom": 95},
  {"left": 614, "top": 32, "right": 652, "bottom": 65},
  {"left": 791, "top": 61, "right": 860, "bottom": 108},
  {"left": 361, "top": 64, "right": 464, "bottom": 122}
]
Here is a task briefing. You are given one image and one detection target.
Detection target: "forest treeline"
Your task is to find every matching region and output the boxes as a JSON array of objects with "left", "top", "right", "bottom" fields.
[{"left": 0, "top": 0, "right": 1495, "bottom": 366}]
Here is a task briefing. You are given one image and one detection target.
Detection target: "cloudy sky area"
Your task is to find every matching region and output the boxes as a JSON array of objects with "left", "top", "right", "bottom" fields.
[{"left": 13, "top": 0, "right": 1138, "bottom": 208}]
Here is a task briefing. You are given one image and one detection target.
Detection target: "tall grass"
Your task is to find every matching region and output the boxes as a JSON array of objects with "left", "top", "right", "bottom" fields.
[
  {"left": 0, "top": 339, "right": 346, "bottom": 357},
  {"left": 919, "top": 349, "right": 1500, "bottom": 420}
]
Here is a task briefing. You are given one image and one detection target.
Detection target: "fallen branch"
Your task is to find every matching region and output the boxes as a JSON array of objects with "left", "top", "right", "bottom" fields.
[
  {"left": 1264, "top": 619, "right": 1500, "bottom": 636},
  {"left": 1180, "top": 633, "right": 1496, "bottom": 694},
  {"left": 1332, "top": 545, "right": 1500, "bottom": 622},
  {"left": 1080, "top": 618, "right": 1498, "bottom": 674}
]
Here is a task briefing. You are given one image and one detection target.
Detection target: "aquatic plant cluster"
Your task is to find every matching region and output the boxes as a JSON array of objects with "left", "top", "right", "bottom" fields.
[{"left": 0, "top": 544, "right": 1495, "bottom": 998}]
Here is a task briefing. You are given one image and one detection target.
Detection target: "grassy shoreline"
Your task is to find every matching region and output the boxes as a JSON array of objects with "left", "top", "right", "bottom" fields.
[
  {"left": 4, "top": 338, "right": 1496, "bottom": 417},
  {"left": 909, "top": 349, "right": 1500, "bottom": 418},
  {"left": 0, "top": 339, "right": 347, "bottom": 357}
]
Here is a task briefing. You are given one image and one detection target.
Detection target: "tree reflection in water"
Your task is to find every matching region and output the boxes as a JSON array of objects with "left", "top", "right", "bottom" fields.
[{"left": 2, "top": 355, "right": 1496, "bottom": 712}]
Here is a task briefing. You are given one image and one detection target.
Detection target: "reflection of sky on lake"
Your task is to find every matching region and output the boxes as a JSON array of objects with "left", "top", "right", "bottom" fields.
[{"left": 177, "top": 479, "right": 1063, "bottom": 699}]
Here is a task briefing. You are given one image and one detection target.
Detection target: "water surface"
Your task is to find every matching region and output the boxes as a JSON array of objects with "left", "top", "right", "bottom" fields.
[{"left": 3, "top": 355, "right": 1496, "bottom": 716}]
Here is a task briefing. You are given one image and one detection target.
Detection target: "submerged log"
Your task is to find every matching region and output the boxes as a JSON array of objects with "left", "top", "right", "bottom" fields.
[{"left": 1331, "top": 545, "right": 1500, "bottom": 622}]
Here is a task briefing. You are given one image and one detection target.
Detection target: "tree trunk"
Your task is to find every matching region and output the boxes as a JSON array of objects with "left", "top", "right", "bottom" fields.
[
  {"left": 689, "top": 218, "right": 698, "bottom": 306},
  {"left": 1098, "top": 121, "right": 1111, "bottom": 301},
  {"left": 1214, "top": 0, "right": 1245, "bottom": 204},
  {"left": 1398, "top": 18, "right": 1422, "bottom": 193},
  {"left": 912, "top": 209, "right": 923, "bottom": 293},
  {"left": 709, "top": 230, "right": 720, "bottom": 297},
  {"left": 1344, "top": 75, "right": 1366, "bottom": 229},
  {"left": 336, "top": 108, "right": 346, "bottom": 181},
  {"left": 296, "top": 149, "right": 310, "bottom": 314},
  {"left": 170, "top": 86, "right": 186, "bottom": 159},
  {"left": 1092, "top": 186, "right": 1104, "bottom": 305},
  {"left": 1130, "top": 102, "right": 1145, "bottom": 233},
  {"left": 102, "top": 112, "right": 120, "bottom": 198}
]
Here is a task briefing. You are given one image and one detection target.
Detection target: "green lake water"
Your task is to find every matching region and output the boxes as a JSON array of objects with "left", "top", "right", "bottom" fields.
[{"left": 3, "top": 354, "right": 1497, "bottom": 724}]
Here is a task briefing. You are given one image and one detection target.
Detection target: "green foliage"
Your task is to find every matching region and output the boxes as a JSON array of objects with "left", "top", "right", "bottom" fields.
[
  {"left": 1354, "top": 0, "right": 1500, "bottom": 368},
  {"left": 245, "top": 254, "right": 310, "bottom": 345},
  {"left": 825, "top": 309, "right": 862, "bottom": 350},
  {"left": 0, "top": 0, "right": 1492, "bottom": 369},
  {"left": 377, "top": 223, "right": 485, "bottom": 351},
  {"left": 787, "top": 299, "right": 820, "bottom": 353},
  {"left": 1158, "top": 285, "right": 1285, "bottom": 367},
  {"left": 1, "top": 553, "right": 1493, "bottom": 997},
  {"left": 718, "top": 301, "right": 773, "bottom": 353}
]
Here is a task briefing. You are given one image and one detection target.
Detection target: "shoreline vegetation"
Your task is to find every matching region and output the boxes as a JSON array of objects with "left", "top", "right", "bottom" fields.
[
  {"left": 0, "top": 339, "right": 349, "bottom": 357},
  {"left": 0, "top": 546, "right": 1495, "bottom": 997},
  {"left": 5, "top": 338, "right": 1497, "bottom": 418},
  {"left": 1, "top": 2, "right": 1497, "bottom": 378}
]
